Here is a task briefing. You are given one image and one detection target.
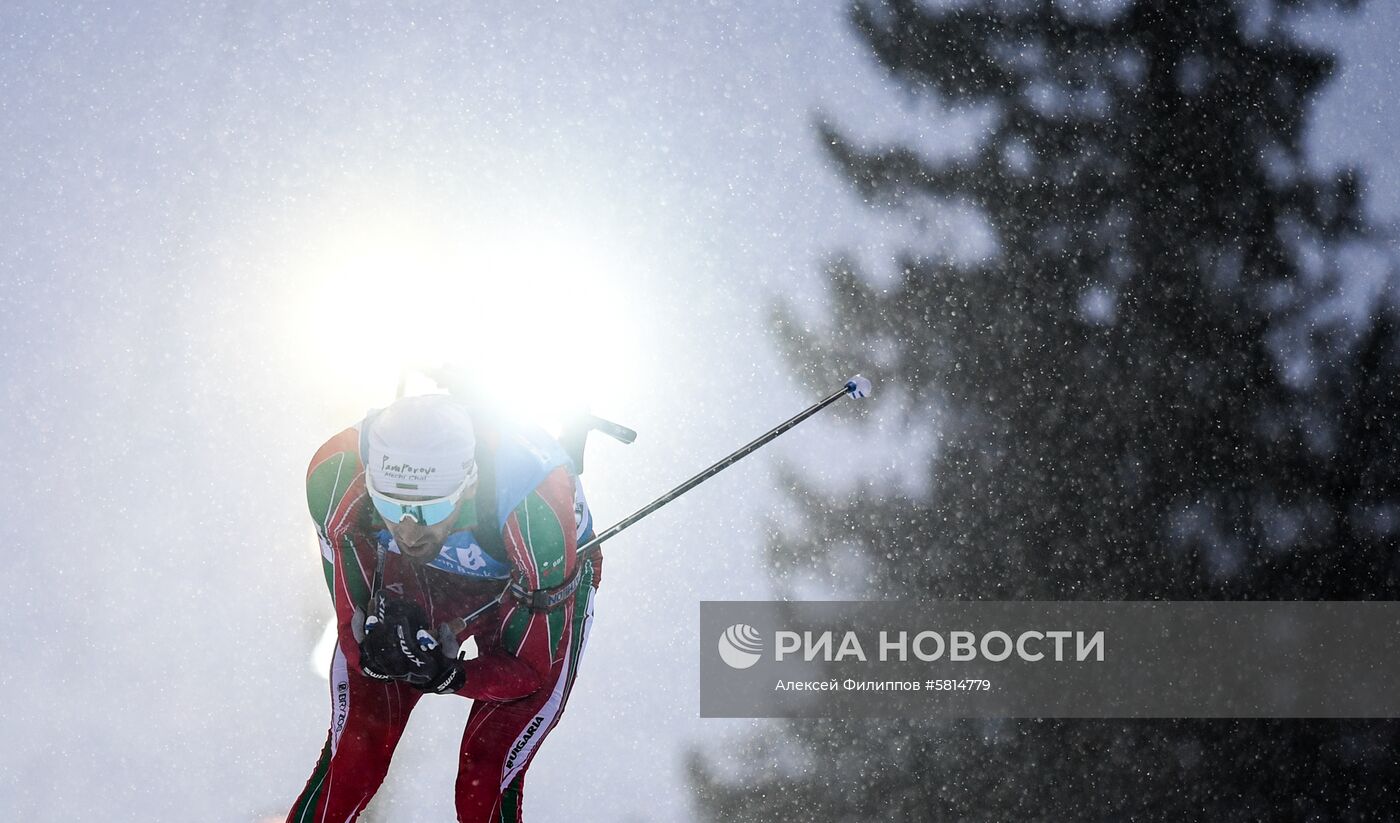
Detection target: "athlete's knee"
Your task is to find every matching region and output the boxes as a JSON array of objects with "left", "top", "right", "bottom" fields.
[{"left": 455, "top": 767, "right": 524, "bottom": 823}]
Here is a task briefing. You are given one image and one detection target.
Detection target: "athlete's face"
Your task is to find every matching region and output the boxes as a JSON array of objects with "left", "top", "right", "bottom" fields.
[{"left": 380, "top": 483, "right": 477, "bottom": 564}]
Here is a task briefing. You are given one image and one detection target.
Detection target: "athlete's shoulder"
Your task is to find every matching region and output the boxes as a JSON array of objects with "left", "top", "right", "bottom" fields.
[
  {"left": 508, "top": 466, "right": 579, "bottom": 586},
  {"left": 530, "top": 465, "right": 577, "bottom": 510},
  {"left": 306, "top": 425, "right": 363, "bottom": 533}
]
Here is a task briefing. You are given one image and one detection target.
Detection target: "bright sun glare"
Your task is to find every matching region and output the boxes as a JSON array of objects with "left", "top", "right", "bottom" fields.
[{"left": 298, "top": 210, "right": 640, "bottom": 426}]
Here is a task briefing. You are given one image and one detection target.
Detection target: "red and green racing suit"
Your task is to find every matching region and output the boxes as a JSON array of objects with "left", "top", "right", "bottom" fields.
[{"left": 287, "top": 414, "right": 601, "bottom": 823}]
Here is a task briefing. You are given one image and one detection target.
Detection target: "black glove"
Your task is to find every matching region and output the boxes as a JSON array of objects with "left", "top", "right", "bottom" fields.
[
  {"left": 359, "top": 592, "right": 459, "bottom": 691},
  {"left": 413, "top": 660, "right": 466, "bottom": 694}
]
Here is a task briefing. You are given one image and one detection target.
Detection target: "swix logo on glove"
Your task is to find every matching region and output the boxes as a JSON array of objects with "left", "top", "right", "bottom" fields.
[{"left": 397, "top": 628, "right": 429, "bottom": 667}]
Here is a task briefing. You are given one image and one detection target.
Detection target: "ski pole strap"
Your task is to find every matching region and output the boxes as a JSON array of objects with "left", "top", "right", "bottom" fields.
[{"left": 508, "top": 559, "right": 586, "bottom": 613}]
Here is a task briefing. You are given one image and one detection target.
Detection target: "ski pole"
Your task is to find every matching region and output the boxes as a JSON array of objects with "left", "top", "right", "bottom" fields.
[
  {"left": 575, "top": 374, "right": 872, "bottom": 559},
  {"left": 447, "top": 375, "right": 872, "bottom": 631}
]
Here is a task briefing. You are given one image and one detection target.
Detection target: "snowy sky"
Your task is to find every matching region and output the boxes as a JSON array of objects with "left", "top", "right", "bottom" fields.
[{"left": 2, "top": 2, "right": 1396, "bottom": 821}]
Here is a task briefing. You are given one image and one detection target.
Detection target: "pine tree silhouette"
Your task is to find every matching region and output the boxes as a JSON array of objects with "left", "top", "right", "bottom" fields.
[{"left": 691, "top": 0, "right": 1400, "bottom": 818}]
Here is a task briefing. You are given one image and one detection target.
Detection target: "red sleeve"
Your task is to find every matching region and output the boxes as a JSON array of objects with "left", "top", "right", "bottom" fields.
[
  {"left": 456, "top": 467, "right": 580, "bottom": 701},
  {"left": 328, "top": 504, "right": 379, "bottom": 677},
  {"left": 454, "top": 637, "right": 554, "bottom": 702},
  {"left": 306, "top": 427, "right": 378, "bottom": 676}
]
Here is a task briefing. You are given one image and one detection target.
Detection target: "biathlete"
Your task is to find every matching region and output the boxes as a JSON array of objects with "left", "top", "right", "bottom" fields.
[{"left": 288, "top": 393, "right": 600, "bottom": 822}]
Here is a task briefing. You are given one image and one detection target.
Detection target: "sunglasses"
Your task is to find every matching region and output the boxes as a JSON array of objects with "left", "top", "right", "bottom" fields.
[{"left": 365, "top": 474, "right": 469, "bottom": 527}]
